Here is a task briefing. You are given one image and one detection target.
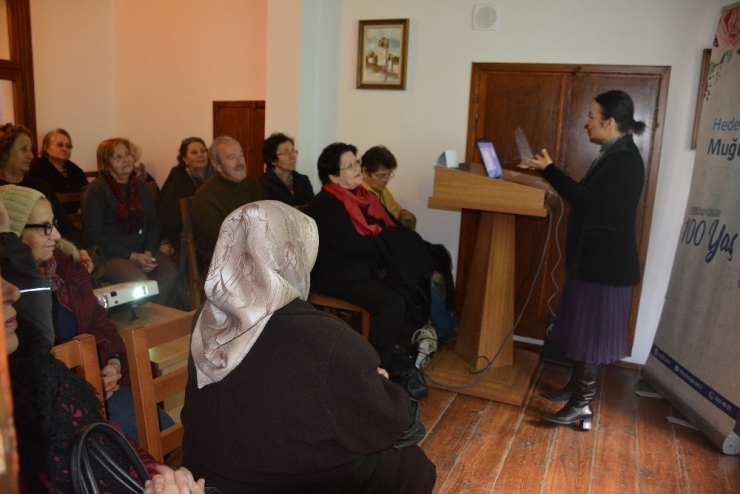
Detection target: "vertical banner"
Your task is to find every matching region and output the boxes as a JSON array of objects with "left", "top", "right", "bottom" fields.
[{"left": 641, "top": 2, "right": 740, "bottom": 454}]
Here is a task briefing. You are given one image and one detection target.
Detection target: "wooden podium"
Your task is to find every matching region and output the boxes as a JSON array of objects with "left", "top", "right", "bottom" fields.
[{"left": 426, "top": 165, "right": 548, "bottom": 406}]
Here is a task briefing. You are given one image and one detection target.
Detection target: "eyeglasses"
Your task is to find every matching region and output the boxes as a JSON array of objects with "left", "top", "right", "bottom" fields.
[
  {"left": 339, "top": 159, "right": 362, "bottom": 171},
  {"left": 277, "top": 148, "right": 298, "bottom": 157},
  {"left": 24, "top": 219, "right": 59, "bottom": 236},
  {"left": 373, "top": 171, "right": 395, "bottom": 181},
  {"left": 111, "top": 151, "right": 131, "bottom": 162}
]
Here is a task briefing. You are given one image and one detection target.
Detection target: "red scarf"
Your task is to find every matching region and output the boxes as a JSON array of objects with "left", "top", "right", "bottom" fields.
[
  {"left": 323, "top": 182, "right": 396, "bottom": 236},
  {"left": 104, "top": 171, "right": 144, "bottom": 230}
]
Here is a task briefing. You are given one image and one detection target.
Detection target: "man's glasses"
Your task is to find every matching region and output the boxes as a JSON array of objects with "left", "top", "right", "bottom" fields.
[
  {"left": 373, "top": 172, "right": 395, "bottom": 181},
  {"left": 339, "top": 159, "right": 362, "bottom": 171},
  {"left": 24, "top": 219, "right": 59, "bottom": 236}
]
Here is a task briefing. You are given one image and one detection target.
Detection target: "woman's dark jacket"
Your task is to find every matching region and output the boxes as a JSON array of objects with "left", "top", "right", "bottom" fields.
[
  {"left": 541, "top": 133, "right": 644, "bottom": 286},
  {"left": 307, "top": 189, "right": 431, "bottom": 326},
  {"left": 52, "top": 248, "right": 129, "bottom": 383},
  {"left": 28, "top": 156, "right": 89, "bottom": 213},
  {"left": 258, "top": 167, "right": 315, "bottom": 206},
  {"left": 82, "top": 174, "right": 161, "bottom": 260},
  {"left": 156, "top": 162, "right": 203, "bottom": 248}
]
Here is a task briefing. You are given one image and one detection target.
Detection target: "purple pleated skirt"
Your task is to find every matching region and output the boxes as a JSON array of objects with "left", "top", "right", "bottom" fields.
[{"left": 550, "top": 277, "right": 633, "bottom": 365}]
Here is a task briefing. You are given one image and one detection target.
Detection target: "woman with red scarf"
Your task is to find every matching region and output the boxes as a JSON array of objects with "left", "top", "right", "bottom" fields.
[
  {"left": 306, "top": 143, "right": 433, "bottom": 369},
  {"left": 83, "top": 138, "right": 176, "bottom": 305}
]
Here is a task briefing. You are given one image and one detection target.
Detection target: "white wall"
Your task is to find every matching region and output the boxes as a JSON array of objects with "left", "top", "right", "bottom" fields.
[
  {"left": 30, "top": 0, "right": 115, "bottom": 171},
  {"left": 285, "top": 0, "right": 727, "bottom": 364},
  {"left": 31, "top": 0, "right": 267, "bottom": 182}
]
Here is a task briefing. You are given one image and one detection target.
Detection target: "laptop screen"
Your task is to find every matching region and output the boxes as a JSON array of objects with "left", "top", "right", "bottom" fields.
[{"left": 476, "top": 139, "right": 503, "bottom": 178}]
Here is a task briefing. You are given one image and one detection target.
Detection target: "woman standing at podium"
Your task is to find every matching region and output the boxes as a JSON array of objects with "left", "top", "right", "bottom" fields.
[{"left": 521, "top": 90, "right": 646, "bottom": 430}]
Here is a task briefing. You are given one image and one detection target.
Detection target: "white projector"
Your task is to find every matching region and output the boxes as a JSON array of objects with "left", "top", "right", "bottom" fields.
[{"left": 93, "top": 280, "right": 159, "bottom": 311}]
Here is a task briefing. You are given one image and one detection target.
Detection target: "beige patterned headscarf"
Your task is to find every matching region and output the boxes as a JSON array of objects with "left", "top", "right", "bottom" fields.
[{"left": 191, "top": 201, "right": 319, "bottom": 388}]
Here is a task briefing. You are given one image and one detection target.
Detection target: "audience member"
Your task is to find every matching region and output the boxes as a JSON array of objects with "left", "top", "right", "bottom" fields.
[
  {"left": 0, "top": 202, "right": 161, "bottom": 492},
  {"left": 361, "top": 145, "right": 416, "bottom": 229},
  {"left": 306, "top": 143, "right": 434, "bottom": 369},
  {"left": 82, "top": 138, "right": 177, "bottom": 306},
  {"left": 0, "top": 123, "right": 86, "bottom": 247},
  {"left": 182, "top": 200, "right": 435, "bottom": 493},
  {"left": 192, "top": 136, "right": 265, "bottom": 263},
  {"left": 157, "top": 137, "right": 213, "bottom": 254},
  {"left": 28, "top": 128, "right": 89, "bottom": 213},
  {"left": 0, "top": 184, "right": 174, "bottom": 441},
  {"left": 258, "top": 132, "right": 314, "bottom": 206}
]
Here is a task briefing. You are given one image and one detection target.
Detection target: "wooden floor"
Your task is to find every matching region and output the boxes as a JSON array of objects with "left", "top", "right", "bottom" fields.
[{"left": 419, "top": 350, "right": 740, "bottom": 494}]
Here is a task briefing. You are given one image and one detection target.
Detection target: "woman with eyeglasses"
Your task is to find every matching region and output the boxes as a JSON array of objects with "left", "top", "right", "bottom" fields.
[
  {"left": 156, "top": 137, "right": 213, "bottom": 254},
  {"left": 0, "top": 123, "right": 86, "bottom": 247},
  {"left": 0, "top": 184, "right": 174, "bottom": 444},
  {"left": 28, "top": 128, "right": 89, "bottom": 213},
  {"left": 83, "top": 138, "right": 177, "bottom": 306},
  {"left": 306, "top": 143, "right": 434, "bottom": 371},
  {"left": 258, "top": 132, "right": 315, "bottom": 207},
  {"left": 361, "top": 145, "right": 416, "bottom": 230}
]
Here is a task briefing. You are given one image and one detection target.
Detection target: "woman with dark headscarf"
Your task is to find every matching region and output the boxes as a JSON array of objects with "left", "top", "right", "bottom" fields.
[
  {"left": 182, "top": 201, "right": 435, "bottom": 493},
  {"left": 156, "top": 137, "right": 213, "bottom": 254},
  {"left": 83, "top": 137, "right": 176, "bottom": 305},
  {"left": 521, "top": 89, "right": 646, "bottom": 430}
]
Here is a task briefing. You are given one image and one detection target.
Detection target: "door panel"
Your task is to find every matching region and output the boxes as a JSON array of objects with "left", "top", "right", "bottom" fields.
[
  {"left": 461, "top": 63, "right": 670, "bottom": 350},
  {"left": 213, "top": 101, "right": 266, "bottom": 178}
]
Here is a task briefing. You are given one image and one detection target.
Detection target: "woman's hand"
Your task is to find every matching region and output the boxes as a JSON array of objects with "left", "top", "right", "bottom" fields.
[
  {"left": 377, "top": 367, "right": 389, "bottom": 379},
  {"left": 131, "top": 251, "right": 158, "bottom": 272},
  {"left": 517, "top": 148, "right": 553, "bottom": 171},
  {"left": 143, "top": 465, "right": 206, "bottom": 494},
  {"left": 159, "top": 241, "right": 175, "bottom": 257},
  {"left": 101, "top": 358, "right": 122, "bottom": 399},
  {"left": 79, "top": 249, "right": 94, "bottom": 274}
]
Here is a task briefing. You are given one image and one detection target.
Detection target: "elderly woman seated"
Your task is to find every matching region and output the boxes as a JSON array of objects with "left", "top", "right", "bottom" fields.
[
  {"left": 181, "top": 201, "right": 436, "bottom": 493},
  {"left": 0, "top": 184, "right": 174, "bottom": 443},
  {"left": 361, "top": 145, "right": 416, "bottom": 230},
  {"left": 82, "top": 138, "right": 176, "bottom": 305},
  {"left": 258, "top": 132, "right": 315, "bottom": 207},
  {"left": 305, "top": 143, "right": 435, "bottom": 369}
]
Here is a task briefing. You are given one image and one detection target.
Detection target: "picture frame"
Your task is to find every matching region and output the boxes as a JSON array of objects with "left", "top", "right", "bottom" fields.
[
  {"left": 356, "top": 19, "right": 409, "bottom": 90},
  {"left": 691, "top": 49, "right": 711, "bottom": 150}
]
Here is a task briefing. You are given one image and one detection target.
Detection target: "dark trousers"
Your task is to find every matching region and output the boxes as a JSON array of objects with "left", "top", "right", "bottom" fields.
[{"left": 314, "top": 277, "right": 406, "bottom": 369}]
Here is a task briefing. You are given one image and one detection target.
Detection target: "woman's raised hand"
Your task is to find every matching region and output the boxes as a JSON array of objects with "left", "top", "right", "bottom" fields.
[{"left": 517, "top": 148, "right": 553, "bottom": 171}]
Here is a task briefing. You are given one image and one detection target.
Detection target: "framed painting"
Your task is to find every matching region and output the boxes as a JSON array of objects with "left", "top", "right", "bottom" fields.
[{"left": 357, "top": 19, "right": 409, "bottom": 90}]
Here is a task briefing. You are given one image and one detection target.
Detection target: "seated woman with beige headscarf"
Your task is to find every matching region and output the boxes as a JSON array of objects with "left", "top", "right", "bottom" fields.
[{"left": 181, "top": 200, "right": 436, "bottom": 493}]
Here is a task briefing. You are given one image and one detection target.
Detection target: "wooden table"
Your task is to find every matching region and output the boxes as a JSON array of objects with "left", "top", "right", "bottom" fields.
[{"left": 109, "top": 303, "right": 190, "bottom": 422}]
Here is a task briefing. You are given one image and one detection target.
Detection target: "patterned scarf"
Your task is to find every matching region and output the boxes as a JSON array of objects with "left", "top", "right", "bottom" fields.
[
  {"left": 323, "top": 182, "right": 396, "bottom": 236},
  {"left": 39, "top": 253, "right": 71, "bottom": 311},
  {"left": 191, "top": 201, "right": 319, "bottom": 388},
  {"left": 103, "top": 171, "right": 144, "bottom": 230}
]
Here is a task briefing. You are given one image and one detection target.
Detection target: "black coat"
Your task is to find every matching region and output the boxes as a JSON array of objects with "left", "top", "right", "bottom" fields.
[
  {"left": 181, "top": 299, "right": 435, "bottom": 493},
  {"left": 28, "top": 156, "right": 89, "bottom": 213},
  {"left": 541, "top": 133, "right": 644, "bottom": 286},
  {"left": 258, "top": 167, "right": 315, "bottom": 206},
  {"left": 156, "top": 163, "right": 210, "bottom": 248}
]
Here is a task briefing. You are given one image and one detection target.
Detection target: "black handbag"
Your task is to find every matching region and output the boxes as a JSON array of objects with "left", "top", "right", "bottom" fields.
[
  {"left": 394, "top": 399, "right": 426, "bottom": 449},
  {"left": 388, "top": 351, "right": 429, "bottom": 400},
  {"left": 70, "top": 422, "right": 150, "bottom": 494}
]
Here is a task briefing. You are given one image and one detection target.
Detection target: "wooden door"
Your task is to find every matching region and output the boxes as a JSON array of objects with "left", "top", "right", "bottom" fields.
[
  {"left": 213, "top": 101, "right": 265, "bottom": 178},
  {"left": 460, "top": 63, "right": 669, "bottom": 349}
]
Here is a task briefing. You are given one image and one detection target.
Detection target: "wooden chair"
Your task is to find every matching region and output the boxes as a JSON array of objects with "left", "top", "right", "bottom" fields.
[
  {"left": 123, "top": 310, "right": 195, "bottom": 462},
  {"left": 307, "top": 292, "right": 370, "bottom": 340},
  {"left": 56, "top": 191, "right": 83, "bottom": 229},
  {"left": 51, "top": 333, "right": 106, "bottom": 417},
  {"left": 179, "top": 197, "right": 206, "bottom": 311}
]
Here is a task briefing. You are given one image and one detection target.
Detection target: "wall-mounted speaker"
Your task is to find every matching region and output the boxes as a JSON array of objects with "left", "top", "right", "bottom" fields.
[{"left": 472, "top": 4, "right": 500, "bottom": 31}]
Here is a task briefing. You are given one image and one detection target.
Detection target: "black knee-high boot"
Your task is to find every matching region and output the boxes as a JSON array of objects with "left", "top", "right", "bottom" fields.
[
  {"left": 543, "top": 366, "right": 574, "bottom": 402},
  {"left": 542, "top": 362, "right": 598, "bottom": 430}
]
